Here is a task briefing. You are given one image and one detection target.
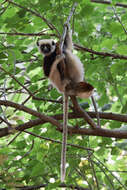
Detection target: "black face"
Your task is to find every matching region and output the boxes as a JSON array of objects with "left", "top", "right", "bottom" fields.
[{"left": 40, "top": 44, "right": 51, "bottom": 54}]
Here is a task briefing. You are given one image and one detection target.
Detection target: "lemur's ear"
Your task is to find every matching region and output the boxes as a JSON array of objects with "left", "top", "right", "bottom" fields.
[
  {"left": 52, "top": 41, "right": 55, "bottom": 46},
  {"left": 36, "top": 40, "right": 39, "bottom": 46}
]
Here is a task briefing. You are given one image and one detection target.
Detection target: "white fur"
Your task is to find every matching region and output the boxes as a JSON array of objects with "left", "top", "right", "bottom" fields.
[
  {"left": 77, "top": 90, "right": 94, "bottom": 98},
  {"left": 49, "top": 51, "right": 84, "bottom": 93},
  {"left": 49, "top": 55, "right": 69, "bottom": 92},
  {"left": 37, "top": 39, "right": 56, "bottom": 56},
  {"left": 65, "top": 50, "right": 84, "bottom": 82},
  {"left": 37, "top": 33, "right": 85, "bottom": 94}
]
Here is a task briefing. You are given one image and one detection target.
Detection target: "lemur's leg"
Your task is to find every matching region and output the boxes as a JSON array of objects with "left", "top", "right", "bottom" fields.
[{"left": 49, "top": 54, "right": 65, "bottom": 79}]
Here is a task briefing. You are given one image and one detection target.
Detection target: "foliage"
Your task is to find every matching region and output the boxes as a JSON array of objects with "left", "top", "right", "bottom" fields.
[{"left": 0, "top": 0, "right": 127, "bottom": 189}]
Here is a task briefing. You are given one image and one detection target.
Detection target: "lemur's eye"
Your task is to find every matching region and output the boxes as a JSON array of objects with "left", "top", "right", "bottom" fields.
[{"left": 52, "top": 41, "right": 55, "bottom": 46}]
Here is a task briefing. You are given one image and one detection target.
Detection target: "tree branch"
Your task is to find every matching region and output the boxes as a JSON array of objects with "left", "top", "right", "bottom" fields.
[
  {"left": 91, "top": 0, "right": 127, "bottom": 9},
  {"left": 0, "top": 32, "right": 58, "bottom": 37},
  {"left": 0, "top": 100, "right": 62, "bottom": 129},
  {"left": 69, "top": 127, "right": 127, "bottom": 139},
  {"left": 0, "top": 2, "right": 9, "bottom": 16},
  {"left": 74, "top": 44, "right": 127, "bottom": 60},
  {"left": 60, "top": 2, "right": 77, "bottom": 51},
  {"left": 71, "top": 96, "right": 98, "bottom": 129},
  {"left": 1, "top": 33, "right": 127, "bottom": 60},
  {"left": 16, "top": 184, "right": 90, "bottom": 190},
  {"left": 0, "top": 110, "right": 127, "bottom": 139}
]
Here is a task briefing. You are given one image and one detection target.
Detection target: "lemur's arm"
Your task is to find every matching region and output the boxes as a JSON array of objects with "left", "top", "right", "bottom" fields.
[
  {"left": 56, "top": 25, "right": 73, "bottom": 81},
  {"left": 64, "top": 26, "right": 73, "bottom": 51}
]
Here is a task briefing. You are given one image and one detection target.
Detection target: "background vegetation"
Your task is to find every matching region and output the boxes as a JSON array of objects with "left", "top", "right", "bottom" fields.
[{"left": 0, "top": 0, "right": 127, "bottom": 189}]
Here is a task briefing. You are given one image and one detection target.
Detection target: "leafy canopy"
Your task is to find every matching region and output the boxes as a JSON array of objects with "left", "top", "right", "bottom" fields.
[{"left": 0, "top": 0, "right": 127, "bottom": 189}]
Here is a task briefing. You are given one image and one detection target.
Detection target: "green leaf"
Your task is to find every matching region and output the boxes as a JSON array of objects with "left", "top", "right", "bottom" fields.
[
  {"left": 101, "top": 39, "right": 116, "bottom": 49},
  {"left": 116, "top": 45, "right": 127, "bottom": 54},
  {"left": 0, "top": 0, "right": 127, "bottom": 188},
  {"left": 80, "top": 4, "right": 94, "bottom": 17},
  {"left": 109, "top": 22, "right": 123, "bottom": 35},
  {"left": 102, "top": 104, "right": 112, "bottom": 111},
  {"left": 31, "top": 162, "right": 44, "bottom": 176},
  {"left": 0, "top": 52, "right": 7, "bottom": 59},
  {"left": 111, "top": 147, "right": 119, "bottom": 155},
  {"left": 46, "top": 182, "right": 60, "bottom": 189},
  {"left": 17, "top": 9, "right": 27, "bottom": 18},
  {"left": 39, "top": 0, "right": 50, "bottom": 10},
  {"left": 3, "top": 8, "right": 16, "bottom": 18},
  {"left": 80, "top": 102, "right": 89, "bottom": 109},
  {"left": 121, "top": 101, "right": 127, "bottom": 113}
]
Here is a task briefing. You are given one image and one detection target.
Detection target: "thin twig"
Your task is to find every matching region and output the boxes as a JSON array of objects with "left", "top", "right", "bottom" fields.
[
  {"left": 76, "top": 169, "right": 93, "bottom": 190},
  {"left": 0, "top": 3, "right": 9, "bottom": 16},
  {"left": 93, "top": 160, "right": 115, "bottom": 189},
  {"left": 0, "top": 66, "right": 34, "bottom": 97},
  {"left": 20, "top": 140, "right": 34, "bottom": 160},
  {"left": 94, "top": 156, "right": 127, "bottom": 190},
  {"left": 7, "top": 131, "right": 22, "bottom": 146},
  {"left": 33, "top": 96, "right": 62, "bottom": 103},
  {"left": 112, "top": 7, "right": 127, "bottom": 35},
  {"left": 88, "top": 157, "right": 100, "bottom": 190},
  {"left": 1, "top": 0, "right": 8, "bottom": 5},
  {"left": 91, "top": 96, "right": 100, "bottom": 127},
  {"left": 24, "top": 130, "right": 93, "bottom": 152},
  {"left": 0, "top": 116, "right": 11, "bottom": 127}
]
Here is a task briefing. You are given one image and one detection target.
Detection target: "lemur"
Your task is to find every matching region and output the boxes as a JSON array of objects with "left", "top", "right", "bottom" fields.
[{"left": 37, "top": 26, "right": 94, "bottom": 182}]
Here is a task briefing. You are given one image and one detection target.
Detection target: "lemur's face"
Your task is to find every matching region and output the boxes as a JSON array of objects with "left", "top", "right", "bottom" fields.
[{"left": 37, "top": 39, "right": 56, "bottom": 56}]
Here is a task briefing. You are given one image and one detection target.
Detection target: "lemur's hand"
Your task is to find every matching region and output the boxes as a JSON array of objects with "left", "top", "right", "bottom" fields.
[
  {"left": 56, "top": 54, "right": 65, "bottom": 62},
  {"left": 64, "top": 22, "right": 70, "bottom": 31}
]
